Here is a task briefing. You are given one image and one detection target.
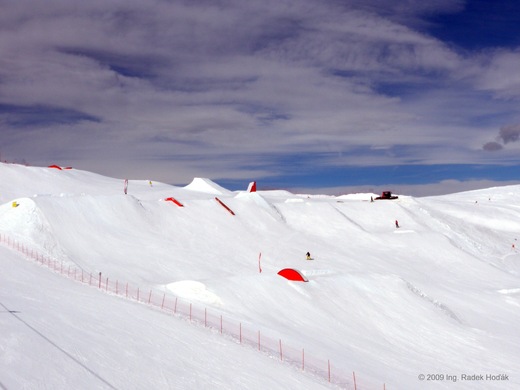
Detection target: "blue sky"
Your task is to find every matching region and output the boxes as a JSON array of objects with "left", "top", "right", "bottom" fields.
[{"left": 1, "top": 0, "right": 519, "bottom": 196}]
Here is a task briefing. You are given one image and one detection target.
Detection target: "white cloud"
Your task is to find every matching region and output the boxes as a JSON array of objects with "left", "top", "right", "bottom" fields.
[
  {"left": 473, "top": 49, "right": 520, "bottom": 98},
  {"left": 0, "top": 0, "right": 517, "bottom": 186}
]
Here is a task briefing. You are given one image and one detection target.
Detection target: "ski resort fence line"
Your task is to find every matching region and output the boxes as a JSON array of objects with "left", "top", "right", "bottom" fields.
[{"left": 0, "top": 233, "right": 387, "bottom": 390}]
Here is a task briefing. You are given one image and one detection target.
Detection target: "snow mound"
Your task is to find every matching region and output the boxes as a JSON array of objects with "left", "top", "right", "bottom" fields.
[
  {"left": 166, "top": 280, "right": 224, "bottom": 306},
  {"left": 0, "top": 197, "right": 64, "bottom": 259},
  {"left": 184, "top": 178, "right": 231, "bottom": 195}
]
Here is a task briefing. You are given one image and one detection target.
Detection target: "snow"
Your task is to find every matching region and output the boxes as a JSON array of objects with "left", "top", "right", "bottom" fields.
[
  {"left": 1, "top": 162, "right": 519, "bottom": 389},
  {"left": 184, "top": 177, "right": 231, "bottom": 195}
]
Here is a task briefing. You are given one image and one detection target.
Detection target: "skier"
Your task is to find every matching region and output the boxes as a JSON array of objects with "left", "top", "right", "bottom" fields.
[
  {"left": 395, "top": 220, "right": 400, "bottom": 228},
  {"left": 306, "top": 252, "right": 312, "bottom": 260}
]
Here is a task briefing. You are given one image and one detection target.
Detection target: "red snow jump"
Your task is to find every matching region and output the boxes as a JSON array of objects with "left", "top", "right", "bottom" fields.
[
  {"left": 215, "top": 197, "right": 235, "bottom": 215},
  {"left": 48, "top": 165, "right": 72, "bottom": 170},
  {"left": 277, "top": 268, "right": 308, "bottom": 282}
]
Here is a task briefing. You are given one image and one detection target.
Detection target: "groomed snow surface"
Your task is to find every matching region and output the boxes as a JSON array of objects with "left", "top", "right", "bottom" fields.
[{"left": 1, "top": 163, "right": 519, "bottom": 390}]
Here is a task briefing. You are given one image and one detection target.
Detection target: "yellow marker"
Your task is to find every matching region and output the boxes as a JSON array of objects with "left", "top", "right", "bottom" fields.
[{"left": 12, "top": 201, "right": 19, "bottom": 208}]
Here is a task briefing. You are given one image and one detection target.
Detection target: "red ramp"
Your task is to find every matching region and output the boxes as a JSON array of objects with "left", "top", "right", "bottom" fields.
[
  {"left": 277, "top": 268, "right": 308, "bottom": 282},
  {"left": 215, "top": 197, "right": 235, "bottom": 215},
  {"left": 164, "top": 197, "right": 184, "bottom": 207},
  {"left": 48, "top": 164, "right": 72, "bottom": 170}
]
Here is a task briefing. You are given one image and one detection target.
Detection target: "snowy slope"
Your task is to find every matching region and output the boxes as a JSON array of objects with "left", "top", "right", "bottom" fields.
[
  {"left": 0, "top": 246, "right": 332, "bottom": 390},
  {"left": 1, "top": 162, "right": 519, "bottom": 389}
]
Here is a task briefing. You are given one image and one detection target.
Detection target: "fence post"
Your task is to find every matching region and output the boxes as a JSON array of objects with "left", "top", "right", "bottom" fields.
[
  {"left": 137, "top": 288, "right": 140, "bottom": 302},
  {"left": 174, "top": 297, "right": 178, "bottom": 313},
  {"left": 220, "top": 315, "right": 223, "bottom": 334},
  {"left": 148, "top": 290, "right": 152, "bottom": 304},
  {"left": 353, "top": 371, "right": 357, "bottom": 390},
  {"left": 116, "top": 280, "right": 119, "bottom": 295},
  {"left": 105, "top": 277, "right": 108, "bottom": 292},
  {"left": 279, "top": 339, "right": 283, "bottom": 361},
  {"left": 302, "top": 348, "right": 305, "bottom": 371},
  {"left": 328, "top": 360, "right": 331, "bottom": 383},
  {"left": 161, "top": 293, "right": 166, "bottom": 310},
  {"left": 98, "top": 272, "right": 102, "bottom": 288}
]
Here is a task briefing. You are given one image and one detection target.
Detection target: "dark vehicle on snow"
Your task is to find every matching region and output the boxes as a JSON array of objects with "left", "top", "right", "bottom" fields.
[{"left": 375, "top": 191, "right": 398, "bottom": 200}]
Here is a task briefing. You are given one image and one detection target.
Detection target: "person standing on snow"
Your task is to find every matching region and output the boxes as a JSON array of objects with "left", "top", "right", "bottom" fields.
[
  {"left": 395, "top": 220, "right": 400, "bottom": 228},
  {"left": 306, "top": 252, "right": 312, "bottom": 260}
]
